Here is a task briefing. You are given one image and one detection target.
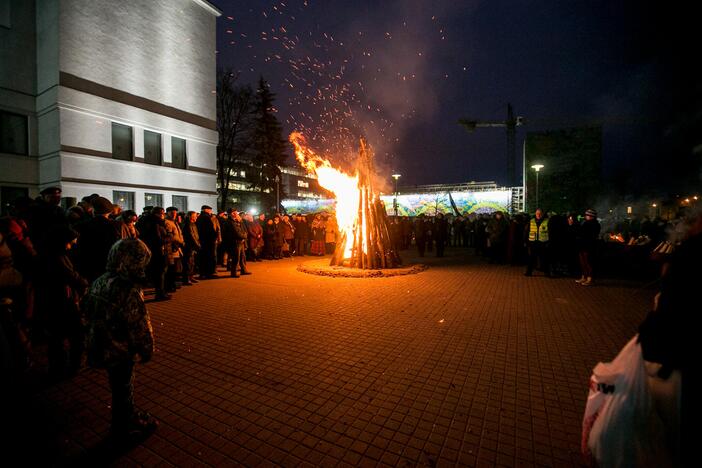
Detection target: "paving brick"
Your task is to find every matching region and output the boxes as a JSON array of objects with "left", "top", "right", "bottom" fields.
[{"left": 14, "top": 249, "right": 653, "bottom": 466}]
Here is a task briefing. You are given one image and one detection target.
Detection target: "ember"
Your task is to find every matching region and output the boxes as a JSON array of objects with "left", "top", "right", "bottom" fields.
[{"left": 290, "top": 132, "right": 401, "bottom": 269}]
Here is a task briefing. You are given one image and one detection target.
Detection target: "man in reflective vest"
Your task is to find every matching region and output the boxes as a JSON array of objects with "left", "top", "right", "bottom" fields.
[{"left": 525, "top": 208, "right": 551, "bottom": 277}]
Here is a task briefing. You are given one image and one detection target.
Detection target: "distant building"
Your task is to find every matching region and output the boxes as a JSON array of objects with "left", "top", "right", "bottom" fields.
[
  {"left": 218, "top": 163, "right": 330, "bottom": 213},
  {"left": 524, "top": 126, "right": 602, "bottom": 214},
  {"left": 0, "top": 0, "right": 221, "bottom": 214}
]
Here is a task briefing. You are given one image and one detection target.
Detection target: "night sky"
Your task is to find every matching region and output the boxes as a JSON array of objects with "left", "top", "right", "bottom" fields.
[{"left": 210, "top": 0, "right": 700, "bottom": 193}]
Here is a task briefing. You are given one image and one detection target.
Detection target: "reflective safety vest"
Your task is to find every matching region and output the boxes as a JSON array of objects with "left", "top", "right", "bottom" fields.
[{"left": 528, "top": 217, "right": 549, "bottom": 242}]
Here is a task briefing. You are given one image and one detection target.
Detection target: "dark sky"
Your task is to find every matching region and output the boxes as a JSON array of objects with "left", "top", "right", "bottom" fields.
[{"left": 210, "top": 0, "right": 700, "bottom": 193}]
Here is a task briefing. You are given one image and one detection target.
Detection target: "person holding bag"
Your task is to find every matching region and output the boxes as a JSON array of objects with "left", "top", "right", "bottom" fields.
[{"left": 583, "top": 212, "right": 701, "bottom": 467}]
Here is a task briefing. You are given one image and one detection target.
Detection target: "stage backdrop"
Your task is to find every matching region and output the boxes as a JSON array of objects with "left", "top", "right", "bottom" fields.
[
  {"left": 282, "top": 198, "right": 335, "bottom": 214},
  {"left": 283, "top": 189, "right": 511, "bottom": 216},
  {"left": 380, "top": 190, "right": 511, "bottom": 216}
]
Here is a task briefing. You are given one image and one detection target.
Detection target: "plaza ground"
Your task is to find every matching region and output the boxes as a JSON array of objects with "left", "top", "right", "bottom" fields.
[{"left": 9, "top": 248, "right": 655, "bottom": 466}]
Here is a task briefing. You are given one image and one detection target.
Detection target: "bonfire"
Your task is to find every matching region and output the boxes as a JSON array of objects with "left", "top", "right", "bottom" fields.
[{"left": 290, "top": 132, "right": 401, "bottom": 269}]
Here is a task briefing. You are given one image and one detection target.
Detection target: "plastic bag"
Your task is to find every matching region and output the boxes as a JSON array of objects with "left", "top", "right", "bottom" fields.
[{"left": 581, "top": 335, "right": 667, "bottom": 467}]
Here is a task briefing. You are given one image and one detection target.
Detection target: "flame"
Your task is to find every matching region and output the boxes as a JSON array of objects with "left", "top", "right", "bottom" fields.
[{"left": 289, "top": 131, "right": 358, "bottom": 259}]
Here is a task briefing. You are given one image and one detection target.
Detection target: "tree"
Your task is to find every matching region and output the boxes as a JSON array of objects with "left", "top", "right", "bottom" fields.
[
  {"left": 216, "top": 69, "right": 254, "bottom": 211},
  {"left": 248, "top": 77, "right": 289, "bottom": 212}
]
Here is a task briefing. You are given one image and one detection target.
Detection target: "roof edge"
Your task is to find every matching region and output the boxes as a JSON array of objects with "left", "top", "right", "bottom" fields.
[{"left": 191, "top": 0, "right": 222, "bottom": 17}]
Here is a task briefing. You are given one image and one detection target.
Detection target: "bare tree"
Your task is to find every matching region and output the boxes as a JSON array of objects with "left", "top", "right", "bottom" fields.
[{"left": 216, "top": 69, "right": 254, "bottom": 211}]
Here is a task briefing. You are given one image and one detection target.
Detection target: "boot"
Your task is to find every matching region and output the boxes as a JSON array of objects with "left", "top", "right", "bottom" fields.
[{"left": 575, "top": 276, "right": 585, "bottom": 283}]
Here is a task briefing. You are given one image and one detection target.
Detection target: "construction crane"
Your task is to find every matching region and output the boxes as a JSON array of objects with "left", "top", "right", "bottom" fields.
[{"left": 458, "top": 103, "right": 523, "bottom": 188}]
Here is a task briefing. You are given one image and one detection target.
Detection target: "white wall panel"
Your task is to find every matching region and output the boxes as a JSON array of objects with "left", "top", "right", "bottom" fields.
[
  {"left": 61, "top": 152, "right": 215, "bottom": 193},
  {"left": 59, "top": 0, "right": 217, "bottom": 121}
]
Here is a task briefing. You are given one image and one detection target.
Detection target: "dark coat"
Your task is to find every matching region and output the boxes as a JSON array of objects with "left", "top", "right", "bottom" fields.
[
  {"left": 75, "top": 216, "right": 121, "bottom": 282},
  {"left": 293, "top": 219, "right": 310, "bottom": 240},
  {"left": 139, "top": 215, "right": 170, "bottom": 260},
  {"left": 577, "top": 218, "right": 600, "bottom": 252},
  {"left": 247, "top": 221, "right": 264, "bottom": 249},
  {"left": 196, "top": 212, "right": 218, "bottom": 244},
  {"left": 39, "top": 251, "right": 88, "bottom": 329},
  {"left": 434, "top": 217, "right": 449, "bottom": 241}
]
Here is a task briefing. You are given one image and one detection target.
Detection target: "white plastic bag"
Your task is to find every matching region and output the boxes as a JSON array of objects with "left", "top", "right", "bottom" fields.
[{"left": 581, "top": 335, "right": 667, "bottom": 467}]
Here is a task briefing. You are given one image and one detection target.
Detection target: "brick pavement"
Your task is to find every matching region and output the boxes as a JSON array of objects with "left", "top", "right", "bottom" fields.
[{"left": 8, "top": 248, "right": 655, "bottom": 466}]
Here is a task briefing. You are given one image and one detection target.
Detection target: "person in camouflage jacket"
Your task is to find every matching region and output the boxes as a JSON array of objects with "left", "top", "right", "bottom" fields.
[{"left": 82, "top": 238, "right": 157, "bottom": 440}]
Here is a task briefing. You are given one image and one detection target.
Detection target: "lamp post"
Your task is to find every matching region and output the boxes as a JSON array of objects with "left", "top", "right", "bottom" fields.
[
  {"left": 531, "top": 164, "right": 544, "bottom": 211},
  {"left": 391, "top": 173, "right": 401, "bottom": 216},
  {"left": 274, "top": 174, "right": 280, "bottom": 213}
]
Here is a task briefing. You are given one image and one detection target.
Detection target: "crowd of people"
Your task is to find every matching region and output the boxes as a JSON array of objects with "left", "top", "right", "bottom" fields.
[
  {"left": 0, "top": 187, "right": 344, "bottom": 441},
  {"left": 1, "top": 186, "right": 697, "bottom": 445},
  {"left": 0, "top": 188, "right": 351, "bottom": 377}
]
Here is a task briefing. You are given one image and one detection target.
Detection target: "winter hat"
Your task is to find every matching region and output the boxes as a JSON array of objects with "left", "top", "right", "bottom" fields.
[
  {"left": 106, "top": 238, "right": 152, "bottom": 281},
  {"left": 585, "top": 209, "right": 597, "bottom": 218},
  {"left": 40, "top": 186, "right": 62, "bottom": 196},
  {"left": 92, "top": 196, "right": 114, "bottom": 215}
]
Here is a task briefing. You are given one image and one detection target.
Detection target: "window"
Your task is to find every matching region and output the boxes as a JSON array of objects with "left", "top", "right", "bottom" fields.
[
  {"left": 111, "top": 123, "right": 133, "bottom": 161},
  {"left": 172, "top": 195, "right": 187, "bottom": 212},
  {"left": 0, "top": 1, "right": 10, "bottom": 28},
  {"left": 228, "top": 182, "right": 251, "bottom": 191},
  {"left": 171, "top": 136, "right": 187, "bottom": 169},
  {"left": 297, "top": 180, "right": 309, "bottom": 188},
  {"left": 144, "top": 130, "right": 162, "bottom": 165},
  {"left": 240, "top": 170, "right": 246, "bottom": 177},
  {"left": 144, "top": 192, "right": 163, "bottom": 208},
  {"left": 113, "top": 190, "right": 134, "bottom": 210},
  {"left": 0, "top": 111, "right": 28, "bottom": 155}
]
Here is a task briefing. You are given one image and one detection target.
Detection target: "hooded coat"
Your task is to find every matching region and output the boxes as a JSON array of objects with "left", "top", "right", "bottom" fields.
[{"left": 83, "top": 239, "right": 154, "bottom": 368}]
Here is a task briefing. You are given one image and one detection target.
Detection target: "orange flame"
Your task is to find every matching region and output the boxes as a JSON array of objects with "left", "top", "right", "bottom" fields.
[{"left": 289, "top": 131, "right": 358, "bottom": 259}]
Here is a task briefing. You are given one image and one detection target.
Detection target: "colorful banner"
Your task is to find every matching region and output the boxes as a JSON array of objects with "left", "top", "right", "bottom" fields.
[
  {"left": 281, "top": 198, "right": 335, "bottom": 214},
  {"left": 380, "top": 190, "right": 511, "bottom": 216},
  {"left": 282, "top": 189, "right": 511, "bottom": 216}
]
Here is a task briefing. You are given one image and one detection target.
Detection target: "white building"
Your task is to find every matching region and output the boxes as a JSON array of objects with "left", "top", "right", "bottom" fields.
[{"left": 0, "top": 0, "right": 220, "bottom": 214}]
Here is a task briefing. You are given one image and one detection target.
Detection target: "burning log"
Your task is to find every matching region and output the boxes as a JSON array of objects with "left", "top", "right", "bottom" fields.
[
  {"left": 331, "top": 138, "right": 401, "bottom": 269},
  {"left": 289, "top": 131, "right": 401, "bottom": 269}
]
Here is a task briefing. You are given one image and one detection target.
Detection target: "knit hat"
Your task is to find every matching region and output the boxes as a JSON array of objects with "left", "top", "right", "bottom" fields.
[
  {"left": 92, "top": 196, "right": 114, "bottom": 215},
  {"left": 585, "top": 209, "right": 597, "bottom": 218}
]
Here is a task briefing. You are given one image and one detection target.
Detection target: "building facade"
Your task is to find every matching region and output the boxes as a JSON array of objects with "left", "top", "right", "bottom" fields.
[
  {"left": 219, "top": 163, "right": 330, "bottom": 213},
  {"left": 0, "top": 0, "right": 220, "bottom": 214},
  {"left": 523, "top": 126, "right": 602, "bottom": 214}
]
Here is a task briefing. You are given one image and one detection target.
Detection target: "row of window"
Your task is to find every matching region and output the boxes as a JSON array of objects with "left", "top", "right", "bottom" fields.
[
  {"left": 0, "top": 111, "right": 189, "bottom": 172},
  {"left": 112, "top": 123, "right": 187, "bottom": 169},
  {"left": 113, "top": 190, "right": 188, "bottom": 212}
]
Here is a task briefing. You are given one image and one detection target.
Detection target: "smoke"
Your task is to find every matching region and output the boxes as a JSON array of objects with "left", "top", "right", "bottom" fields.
[
  {"left": 335, "top": 0, "right": 476, "bottom": 167},
  {"left": 214, "top": 0, "right": 478, "bottom": 181}
]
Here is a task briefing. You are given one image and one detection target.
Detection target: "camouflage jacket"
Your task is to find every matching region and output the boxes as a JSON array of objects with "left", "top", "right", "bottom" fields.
[{"left": 83, "top": 239, "right": 154, "bottom": 368}]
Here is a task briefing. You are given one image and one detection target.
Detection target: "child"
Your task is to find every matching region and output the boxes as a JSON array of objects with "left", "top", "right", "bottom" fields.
[{"left": 82, "top": 239, "right": 157, "bottom": 442}]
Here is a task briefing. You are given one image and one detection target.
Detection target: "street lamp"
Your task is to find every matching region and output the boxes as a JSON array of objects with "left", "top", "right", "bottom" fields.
[
  {"left": 274, "top": 174, "right": 280, "bottom": 213},
  {"left": 391, "top": 173, "right": 401, "bottom": 216},
  {"left": 531, "top": 164, "right": 544, "bottom": 211}
]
